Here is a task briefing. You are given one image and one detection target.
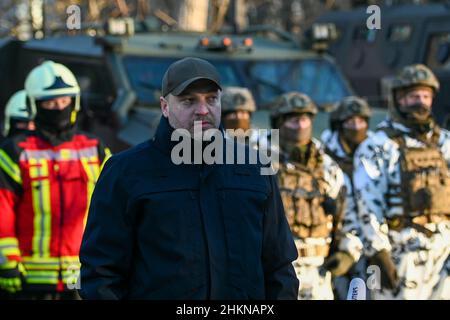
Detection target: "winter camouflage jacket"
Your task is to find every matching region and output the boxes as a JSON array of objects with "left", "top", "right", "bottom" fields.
[{"left": 353, "top": 119, "right": 450, "bottom": 256}]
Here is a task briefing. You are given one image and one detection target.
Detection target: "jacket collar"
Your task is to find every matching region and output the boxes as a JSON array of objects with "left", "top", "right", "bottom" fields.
[
  {"left": 377, "top": 118, "right": 411, "bottom": 134},
  {"left": 151, "top": 116, "right": 177, "bottom": 156}
]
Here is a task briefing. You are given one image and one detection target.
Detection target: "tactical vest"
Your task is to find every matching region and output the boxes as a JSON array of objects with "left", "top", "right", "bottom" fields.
[
  {"left": 278, "top": 144, "right": 333, "bottom": 239},
  {"left": 381, "top": 126, "right": 450, "bottom": 219}
]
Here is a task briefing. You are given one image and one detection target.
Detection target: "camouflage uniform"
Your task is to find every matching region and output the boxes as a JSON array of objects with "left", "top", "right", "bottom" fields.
[
  {"left": 321, "top": 96, "right": 373, "bottom": 299},
  {"left": 272, "top": 92, "right": 357, "bottom": 300},
  {"left": 354, "top": 64, "right": 450, "bottom": 299}
]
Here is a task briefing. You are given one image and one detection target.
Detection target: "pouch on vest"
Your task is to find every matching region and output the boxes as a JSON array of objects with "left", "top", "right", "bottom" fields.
[
  {"left": 400, "top": 147, "right": 450, "bottom": 217},
  {"left": 279, "top": 165, "right": 333, "bottom": 239}
]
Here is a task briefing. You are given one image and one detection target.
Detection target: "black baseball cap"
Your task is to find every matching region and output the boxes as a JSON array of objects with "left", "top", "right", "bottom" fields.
[{"left": 161, "top": 57, "right": 222, "bottom": 97}]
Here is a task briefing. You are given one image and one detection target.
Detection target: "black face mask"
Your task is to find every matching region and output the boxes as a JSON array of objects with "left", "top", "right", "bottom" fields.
[
  {"left": 398, "top": 102, "right": 432, "bottom": 125},
  {"left": 35, "top": 106, "right": 74, "bottom": 133}
]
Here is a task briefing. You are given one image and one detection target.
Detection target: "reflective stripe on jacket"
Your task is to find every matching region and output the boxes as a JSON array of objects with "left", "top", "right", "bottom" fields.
[{"left": 0, "top": 131, "right": 110, "bottom": 290}]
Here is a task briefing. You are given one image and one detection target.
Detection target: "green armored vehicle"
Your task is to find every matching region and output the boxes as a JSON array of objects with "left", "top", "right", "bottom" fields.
[{"left": 0, "top": 22, "right": 354, "bottom": 152}]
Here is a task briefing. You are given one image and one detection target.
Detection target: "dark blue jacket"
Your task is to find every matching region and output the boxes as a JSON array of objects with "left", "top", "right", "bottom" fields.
[{"left": 79, "top": 116, "right": 298, "bottom": 299}]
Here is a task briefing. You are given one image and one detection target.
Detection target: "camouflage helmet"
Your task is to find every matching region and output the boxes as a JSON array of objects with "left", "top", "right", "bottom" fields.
[
  {"left": 392, "top": 64, "right": 440, "bottom": 95},
  {"left": 221, "top": 87, "right": 256, "bottom": 114},
  {"left": 389, "top": 64, "right": 439, "bottom": 122},
  {"left": 330, "top": 96, "right": 372, "bottom": 124},
  {"left": 270, "top": 91, "right": 317, "bottom": 128}
]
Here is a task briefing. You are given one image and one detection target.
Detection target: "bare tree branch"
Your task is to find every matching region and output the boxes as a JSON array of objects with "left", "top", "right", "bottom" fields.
[
  {"left": 210, "top": 0, "right": 230, "bottom": 32},
  {"left": 115, "top": 0, "right": 130, "bottom": 16}
]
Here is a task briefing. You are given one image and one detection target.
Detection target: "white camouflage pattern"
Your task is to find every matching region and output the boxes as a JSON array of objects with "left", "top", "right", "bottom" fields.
[
  {"left": 321, "top": 129, "right": 370, "bottom": 299},
  {"left": 321, "top": 130, "right": 367, "bottom": 262},
  {"left": 353, "top": 119, "right": 450, "bottom": 299},
  {"left": 288, "top": 138, "right": 345, "bottom": 299}
]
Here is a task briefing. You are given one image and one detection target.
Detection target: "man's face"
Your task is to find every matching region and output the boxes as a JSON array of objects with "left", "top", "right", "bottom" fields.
[
  {"left": 160, "top": 80, "right": 221, "bottom": 134},
  {"left": 342, "top": 115, "right": 368, "bottom": 130},
  {"left": 222, "top": 110, "right": 251, "bottom": 131},
  {"left": 280, "top": 113, "right": 312, "bottom": 146},
  {"left": 340, "top": 115, "right": 368, "bottom": 146},
  {"left": 398, "top": 87, "right": 433, "bottom": 110},
  {"left": 39, "top": 96, "right": 72, "bottom": 110},
  {"left": 282, "top": 114, "right": 312, "bottom": 132}
]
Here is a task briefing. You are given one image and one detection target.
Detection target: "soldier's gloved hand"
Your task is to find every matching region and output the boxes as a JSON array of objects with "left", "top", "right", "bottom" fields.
[
  {"left": 322, "top": 251, "right": 355, "bottom": 277},
  {"left": 369, "top": 249, "right": 399, "bottom": 290},
  {"left": 0, "top": 261, "right": 26, "bottom": 293},
  {"left": 322, "top": 196, "right": 337, "bottom": 216}
]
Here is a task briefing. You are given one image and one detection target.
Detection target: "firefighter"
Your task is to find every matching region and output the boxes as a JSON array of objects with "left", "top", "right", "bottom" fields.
[
  {"left": 0, "top": 61, "right": 111, "bottom": 299},
  {"left": 2, "top": 90, "right": 35, "bottom": 140}
]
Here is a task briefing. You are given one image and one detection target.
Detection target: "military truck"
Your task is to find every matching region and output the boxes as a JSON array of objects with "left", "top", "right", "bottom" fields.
[
  {"left": 310, "top": 3, "right": 450, "bottom": 127},
  {"left": 0, "top": 21, "right": 354, "bottom": 152}
]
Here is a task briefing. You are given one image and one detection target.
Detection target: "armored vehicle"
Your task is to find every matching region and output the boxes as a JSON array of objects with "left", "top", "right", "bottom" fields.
[
  {"left": 0, "top": 21, "right": 354, "bottom": 151},
  {"left": 311, "top": 3, "right": 450, "bottom": 127}
]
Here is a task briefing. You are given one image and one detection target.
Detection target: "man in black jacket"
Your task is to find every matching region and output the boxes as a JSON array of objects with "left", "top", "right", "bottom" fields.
[{"left": 79, "top": 57, "right": 298, "bottom": 300}]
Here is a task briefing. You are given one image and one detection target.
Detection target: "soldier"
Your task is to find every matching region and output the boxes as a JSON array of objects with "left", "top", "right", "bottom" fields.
[
  {"left": 321, "top": 96, "right": 372, "bottom": 299},
  {"left": 0, "top": 61, "right": 111, "bottom": 299},
  {"left": 221, "top": 86, "right": 256, "bottom": 133},
  {"left": 2, "top": 90, "right": 35, "bottom": 140},
  {"left": 354, "top": 64, "right": 450, "bottom": 299},
  {"left": 271, "top": 91, "right": 361, "bottom": 300}
]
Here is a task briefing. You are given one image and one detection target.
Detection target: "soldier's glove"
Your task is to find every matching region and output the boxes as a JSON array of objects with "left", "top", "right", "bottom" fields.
[
  {"left": 0, "top": 261, "right": 26, "bottom": 293},
  {"left": 322, "top": 196, "right": 337, "bottom": 216},
  {"left": 369, "top": 249, "right": 399, "bottom": 290},
  {"left": 322, "top": 251, "right": 355, "bottom": 277}
]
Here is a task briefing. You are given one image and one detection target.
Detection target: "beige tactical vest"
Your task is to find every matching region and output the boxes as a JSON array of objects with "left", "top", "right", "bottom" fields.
[
  {"left": 278, "top": 144, "right": 333, "bottom": 239},
  {"left": 383, "top": 126, "right": 450, "bottom": 219}
]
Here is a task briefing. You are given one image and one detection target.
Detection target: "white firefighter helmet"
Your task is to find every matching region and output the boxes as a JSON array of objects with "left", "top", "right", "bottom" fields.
[
  {"left": 3, "top": 90, "right": 30, "bottom": 136},
  {"left": 24, "top": 61, "right": 80, "bottom": 116}
]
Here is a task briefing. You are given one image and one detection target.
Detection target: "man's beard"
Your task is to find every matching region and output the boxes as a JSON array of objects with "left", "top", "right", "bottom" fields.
[{"left": 189, "top": 117, "right": 218, "bottom": 137}]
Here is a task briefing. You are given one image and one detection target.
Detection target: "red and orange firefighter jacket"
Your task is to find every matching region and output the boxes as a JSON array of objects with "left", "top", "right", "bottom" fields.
[{"left": 0, "top": 131, "right": 111, "bottom": 292}]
